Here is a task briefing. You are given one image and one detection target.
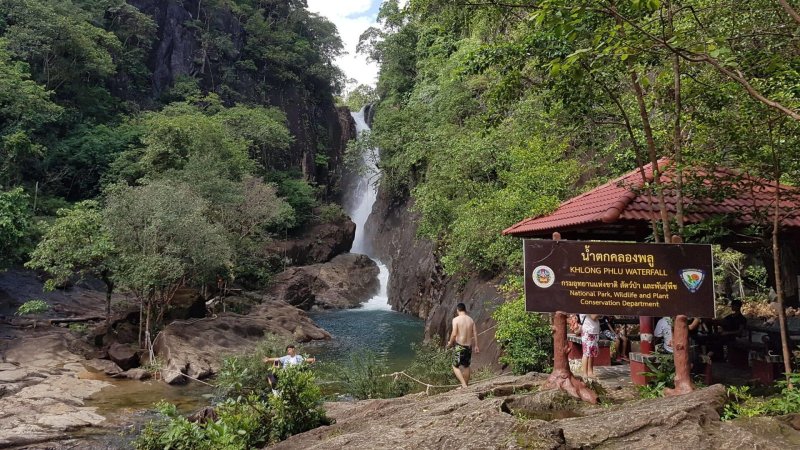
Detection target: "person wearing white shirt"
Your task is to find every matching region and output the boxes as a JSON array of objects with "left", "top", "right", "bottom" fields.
[
  {"left": 263, "top": 344, "right": 316, "bottom": 392},
  {"left": 654, "top": 317, "right": 674, "bottom": 353}
]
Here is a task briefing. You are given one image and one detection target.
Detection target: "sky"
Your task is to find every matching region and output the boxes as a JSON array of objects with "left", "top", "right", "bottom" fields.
[{"left": 306, "top": 0, "right": 408, "bottom": 92}]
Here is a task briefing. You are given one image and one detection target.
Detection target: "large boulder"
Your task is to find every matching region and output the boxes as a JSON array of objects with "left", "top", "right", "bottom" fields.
[
  {"left": 266, "top": 218, "right": 356, "bottom": 267},
  {"left": 153, "top": 299, "right": 330, "bottom": 384},
  {"left": 271, "top": 377, "right": 799, "bottom": 450},
  {"left": 107, "top": 343, "right": 139, "bottom": 371},
  {"left": 266, "top": 253, "right": 379, "bottom": 310}
]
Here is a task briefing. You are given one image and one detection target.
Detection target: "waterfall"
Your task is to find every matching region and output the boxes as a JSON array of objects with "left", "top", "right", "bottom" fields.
[{"left": 346, "top": 107, "right": 391, "bottom": 311}]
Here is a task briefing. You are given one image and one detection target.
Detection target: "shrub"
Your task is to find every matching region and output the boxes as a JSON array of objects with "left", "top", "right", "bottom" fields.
[
  {"left": 215, "top": 335, "right": 292, "bottom": 399},
  {"left": 333, "top": 350, "right": 409, "bottom": 399},
  {"left": 16, "top": 299, "right": 49, "bottom": 316},
  {"left": 317, "top": 203, "right": 347, "bottom": 223},
  {"left": 134, "top": 336, "right": 327, "bottom": 449},
  {"left": 267, "top": 366, "right": 326, "bottom": 441},
  {"left": 493, "top": 279, "right": 552, "bottom": 374}
]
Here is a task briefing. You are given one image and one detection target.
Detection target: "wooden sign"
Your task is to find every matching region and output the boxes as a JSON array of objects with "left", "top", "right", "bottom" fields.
[{"left": 524, "top": 240, "right": 715, "bottom": 317}]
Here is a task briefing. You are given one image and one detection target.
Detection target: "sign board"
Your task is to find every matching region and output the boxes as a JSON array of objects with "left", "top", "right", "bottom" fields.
[{"left": 524, "top": 240, "right": 715, "bottom": 318}]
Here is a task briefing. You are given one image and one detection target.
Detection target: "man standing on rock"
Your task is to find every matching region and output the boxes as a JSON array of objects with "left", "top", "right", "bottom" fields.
[{"left": 447, "top": 303, "right": 479, "bottom": 388}]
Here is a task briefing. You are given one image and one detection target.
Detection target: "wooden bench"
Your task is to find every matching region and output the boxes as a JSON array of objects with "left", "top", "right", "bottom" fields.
[
  {"left": 566, "top": 333, "right": 612, "bottom": 366},
  {"left": 749, "top": 351, "right": 784, "bottom": 384}
]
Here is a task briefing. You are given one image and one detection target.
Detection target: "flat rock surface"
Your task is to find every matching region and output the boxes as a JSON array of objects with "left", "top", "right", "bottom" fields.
[
  {"left": 154, "top": 298, "right": 331, "bottom": 384},
  {"left": 270, "top": 376, "right": 800, "bottom": 450},
  {"left": 0, "top": 331, "right": 109, "bottom": 448}
]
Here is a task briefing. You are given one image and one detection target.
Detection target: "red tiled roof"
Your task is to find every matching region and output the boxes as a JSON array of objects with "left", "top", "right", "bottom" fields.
[{"left": 503, "top": 159, "right": 800, "bottom": 237}]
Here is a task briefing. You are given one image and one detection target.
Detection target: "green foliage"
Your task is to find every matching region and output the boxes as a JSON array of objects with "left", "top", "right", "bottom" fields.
[
  {"left": 134, "top": 337, "right": 326, "bottom": 449},
  {"left": 26, "top": 200, "right": 113, "bottom": 290},
  {"left": 0, "top": 187, "right": 34, "bottom": 267},
  {"left": 267, "top": 366, "right": 326, "bottom": 442},
  {"left": 344, "top": 84, "right": 378, "bottom": 111},
  {"left": 637, "top": 353, "right": 676, "bottom": 398},
  {"left": 68, "top": 322, "right": 88, "bottom": 335},
  {"left": 271, "top": 175, "right": 317, "bottom": 229},
  {"left": 317, "top": 203, "right": 347, "bottom": 223},
  {"left": 333, "top": 350, "right": 410, "bottom": 400},
  {"left": 215, "top": 335, "right": 292, "bottom": 399},
  {"left": 493, "top": 279, "right": 552, "bottom": 374},
  {"left": 16, "top": 299, "right": 49, "bottom": 316}
]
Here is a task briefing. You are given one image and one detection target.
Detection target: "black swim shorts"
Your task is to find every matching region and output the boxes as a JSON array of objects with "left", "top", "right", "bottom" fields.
[{"left": 453, "top": 344, "right": 472, "bottom": 368}]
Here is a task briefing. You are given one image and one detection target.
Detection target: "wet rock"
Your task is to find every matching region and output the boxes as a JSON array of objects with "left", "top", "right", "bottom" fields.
[
  {"left": 107, "top": 343, "right": 140, "bottom": 371},
  {"left": 83, "top": 359, "right": 123, "bottom": 376},
  {"left": 266, "top": 253, "right": 379, "bottom": 310},
  {"left": 153, "top": 299, "right": 330, "bottom": 384},
  {"left": 365, "top": 192, "right": 502, "bottom": 368},
  {"left": 112, "top": 368, "right": 151, "bottom": 381},
  {"left": 266, "top": 218, "right": 356, "bottom": 267}
]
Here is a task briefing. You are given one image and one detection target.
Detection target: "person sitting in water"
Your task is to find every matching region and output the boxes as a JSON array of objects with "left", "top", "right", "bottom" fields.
[{"left": 263, "top": 344, "right": 316, "bottom": 391}]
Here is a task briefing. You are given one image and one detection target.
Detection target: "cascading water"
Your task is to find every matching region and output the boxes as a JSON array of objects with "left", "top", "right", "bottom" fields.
[
  {"left": 346, "top": 107, "right": 391, "bottom": 311},
  {"left": 306, "top": 105, "right": 422, "bottom": 370}
]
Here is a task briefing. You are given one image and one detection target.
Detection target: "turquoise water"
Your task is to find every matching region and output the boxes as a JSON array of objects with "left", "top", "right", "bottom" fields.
[{"left": 307, "top": 308, "right": 425, "bottom": 371}]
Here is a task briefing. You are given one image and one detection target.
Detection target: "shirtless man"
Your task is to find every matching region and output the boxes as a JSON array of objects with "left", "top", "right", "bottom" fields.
[{"left": 447, "top": 303, "right": 479, "bottom": 388}]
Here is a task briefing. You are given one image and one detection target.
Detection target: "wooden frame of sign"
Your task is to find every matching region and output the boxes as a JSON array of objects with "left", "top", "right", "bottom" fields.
[{"left": 530, "top": 234, "right": 714, "bottom": 401}]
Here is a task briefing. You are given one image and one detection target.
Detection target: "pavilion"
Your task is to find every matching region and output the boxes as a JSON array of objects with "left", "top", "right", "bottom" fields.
[
  {"left": 503, "top": 159, "right": 800, "bottom": 392},
  {"left": 503, "top": 159, "right": 800, "bottom": 304}
]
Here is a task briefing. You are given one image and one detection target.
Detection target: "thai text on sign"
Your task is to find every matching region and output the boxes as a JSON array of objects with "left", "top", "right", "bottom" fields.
[{"left": 523, "top": 240, "right": 715, "bottom": 317}]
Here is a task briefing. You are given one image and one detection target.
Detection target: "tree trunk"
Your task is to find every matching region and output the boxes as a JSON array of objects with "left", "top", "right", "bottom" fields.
[
  {"left": 101, "top": 270, "right": 113, "bottom": 324},
  {"left": 628, "top": 68, "right": 672, "bottom": 241},
  {"left": 668, "top": 0, "right": 685, "bottom": 235},
  {"left": 772, "top": 181, "right": 793, "bottom": 387},
  {"left": 543, "top": 312, "right": 598, "bottom": 404},
  {"left": 665, "top": 315, "right": 695, "bottom": 396}
]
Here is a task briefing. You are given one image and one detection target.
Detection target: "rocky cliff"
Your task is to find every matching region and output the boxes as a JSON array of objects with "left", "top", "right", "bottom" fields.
[
  {"left": 126, "top": 0, "right": 355, "bottom": 189},
  {"left": 365, "top": 189, "right": 503, "bottom": 368}
]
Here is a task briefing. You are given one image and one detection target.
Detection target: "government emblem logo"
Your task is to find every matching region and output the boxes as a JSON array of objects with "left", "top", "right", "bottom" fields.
[
  {"left": 680, "top": 269, "right": 705, "bottom": 293},
  {"left": 532, "top": 265, "right": 555, "bottom": 288}
]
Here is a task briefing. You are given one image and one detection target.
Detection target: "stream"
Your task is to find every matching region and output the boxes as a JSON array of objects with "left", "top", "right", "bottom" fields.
[{"left": 74, "top": 107, "right": 424, "bottom": 445}]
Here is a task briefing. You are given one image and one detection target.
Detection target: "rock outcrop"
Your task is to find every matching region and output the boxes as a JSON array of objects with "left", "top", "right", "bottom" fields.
[
  {"left": 272, "top": 375, "right": 800, "bottom": 449},
  {"left": 0, "top": 331, "right": 109, "bottom": 448},
  {"left": 153, "top": 299, "right": 330, "bottom": 384},
  {"left": 125, "top": 1, "right": 354, "bottom": 188},
  {"left": 365, "top": 192, "right": 502, "bottom": 367},
  {"left": 266, "top": 217, "right": 357, "bottom": 267},
  {"left": 265, "top": 253, "right": 379, "bottom": 310}
]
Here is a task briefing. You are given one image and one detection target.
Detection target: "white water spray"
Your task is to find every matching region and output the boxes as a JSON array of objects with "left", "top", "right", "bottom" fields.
[{"left": 346, "top": 107, "right": 391, "bottom": 311}]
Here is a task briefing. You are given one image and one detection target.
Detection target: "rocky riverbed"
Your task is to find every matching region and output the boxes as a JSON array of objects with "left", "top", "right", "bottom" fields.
[{"left": 273, "top": 374, "right": 800, "bottom": 449}]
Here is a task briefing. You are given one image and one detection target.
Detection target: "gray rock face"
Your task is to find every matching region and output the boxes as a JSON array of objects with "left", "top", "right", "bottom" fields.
[
  {"left": 272, "top": 377, "right": 799, "bottom": 450},
  {"left": 112, "top": 368, "right": 151, "bottom": 381},
  {"left": 107, "top": 343, "right": 140, "bottom": 371},
  {"left": 265, "top": 253, "right": 379, "bottom": 310},
  {"left": 0, "top": 331, "right": 109, "bottom": 448},
  {"left": 266, "top": 218, "right": 357, "bottom": 267},
  {"left": 365, "top": 191, "right": 502, "bottom": 368},
  {"left": 83, "top": 359, "right": 123, "bottom": 376},
  {"left": 153, "top": 299, "right": 330, "bottom": 384}
]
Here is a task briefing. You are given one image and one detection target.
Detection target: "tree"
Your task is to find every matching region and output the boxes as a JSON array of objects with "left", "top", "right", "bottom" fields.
[
  {"left": 25, "top": 200, "right": 115, "bottom": 321},
  {"left": 104, "top": 181, "right": 233, "bottom": 349},
  {"left": 344, "top": 84, "right": 378, "bottom": 112},
  {"left": 0, "top": 187, "right": 34, "bottom": 268}
]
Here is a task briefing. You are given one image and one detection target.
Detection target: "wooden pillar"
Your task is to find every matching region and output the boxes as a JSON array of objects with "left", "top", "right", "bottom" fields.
[
  {"left": 544, "top": 312, "right": 598, "bottom": 404},
  {"left": 542, "top": 232, "right": 598, "bottom": 404},
  {"left": 665, "top": 314, "right": 695, "bottom": 396}
]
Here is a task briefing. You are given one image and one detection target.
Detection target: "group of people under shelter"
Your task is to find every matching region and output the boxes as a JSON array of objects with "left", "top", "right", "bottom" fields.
[{"left": 571, "top": 299, "right": 749, "bottom": 379}]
